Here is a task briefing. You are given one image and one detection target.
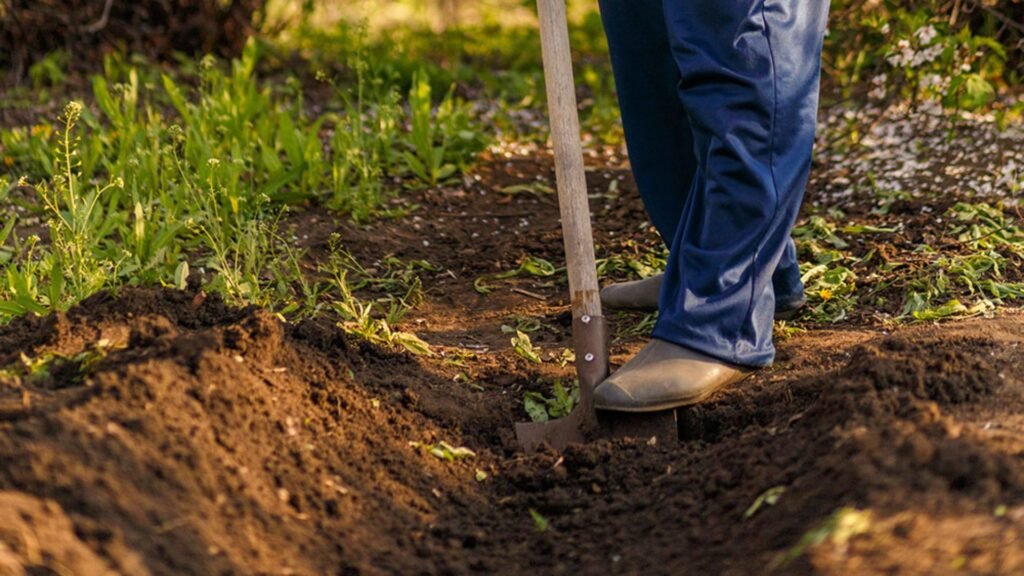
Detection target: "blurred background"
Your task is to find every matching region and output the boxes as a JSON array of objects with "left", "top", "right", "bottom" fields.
[{"left": 2, "top": 1, "right": 1021, "bottom": 81}]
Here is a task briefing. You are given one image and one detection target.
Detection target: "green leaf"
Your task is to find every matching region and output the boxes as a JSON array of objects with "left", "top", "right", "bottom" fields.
[
  {"left": 0, "top": 215, "right": 15, "bottom": 247},
  {"left": 529, "top": 509, "right": 550, "bottom": 533},
  {"left": 47, "top": 261, "right": 64, "bottom": 311},
  {"left": 744, "top": 486, "right": 786, "bottom": 519},
  {"left": 500, "top": 183, "right": 554, "bottom": 196},
  {"left": 524, "top": 392, "right": 549, "bottom": 423},
  {"left": 174, "top": 261, "right": 190, "bottom": 291},
  {"left": 511, "top": 330, "right": 542, "bottom": 364},
  {"left": 425, "top": 441, "right": 476, "bottom": 462},
  {"left": 960, "top": 74, "right": 995, "bottom": 110},
  {"left": 90, "top": 76, "right": 119, "bottom": 124},
  {"left": 133, "top": 202, "right": 145, "bottom": 246},
  {"left": 436, "top": 163, "right": 457, "bottom": 181},
  {"left": 840, "top": 224, "right": 897, "bottom": 234},
  {"left": 771, "top": 508, "right": 872, "bottom": 569},
  {"left": 520, "top": 256, "right": 556, "bottom": 277},
  {"left": 391, "top": 330, "right": 434, "bottom": 356},
  {"left": 900, "top": 291, "right": 928, "bottom": 318},
  {"left": 161, "top": 74, "right": 191, "bottom": 122},
  {"left": 911, "top": 299, "right": 967, "bottom": 321}
]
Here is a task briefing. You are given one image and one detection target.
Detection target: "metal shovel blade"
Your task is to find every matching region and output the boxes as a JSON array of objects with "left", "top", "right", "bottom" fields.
[
  {"left": 514, "top": 315, "right": 681, "bottom": 451},
  {"left": 515, "top": 408, "right": 587, "bottom": 453},
  {"left": 516, "top": 316, "right": 608, "bottom": 452}
]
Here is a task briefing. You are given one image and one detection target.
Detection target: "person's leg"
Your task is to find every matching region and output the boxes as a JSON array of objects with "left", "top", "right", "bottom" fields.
[
  {"left": 597, "top": 0, "right": 807, "bottom": 314},
  {"left": 652, "top": 0, "right": 829, "bottom": 367},
  {"left": 595, "top": 0, "right": 828, "bottom": 411},
  {"left": 601, "top": 238, "right": 806, "bottom": 315},
  {"left": 596, "top": 0, "right": 692, "bottom": 244}
]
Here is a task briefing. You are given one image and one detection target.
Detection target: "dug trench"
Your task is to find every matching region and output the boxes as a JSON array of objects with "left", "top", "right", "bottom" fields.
[{"left": 2, "top": 155, "right": 1024, "bottom": 575}]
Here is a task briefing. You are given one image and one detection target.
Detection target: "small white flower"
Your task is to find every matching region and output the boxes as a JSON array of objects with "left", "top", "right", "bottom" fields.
[
  {"left": 915, "top": 25, "right": 938, "bottom": 45},
  {"left": 913, "top": 44, "right": 943, "bottom": 67},
  {"left": 887, "top": 40, "right": 918, "bottom": 68},
  {"left": 920, "top": 73, "right": 945, "bottom": 90}
]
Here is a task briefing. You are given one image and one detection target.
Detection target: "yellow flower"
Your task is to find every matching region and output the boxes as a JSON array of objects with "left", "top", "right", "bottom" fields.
[
  {"left": 818, "top": 288, "right": 833, "bottom": 301},
  {"left": 2, "top": 156, "right": 13, "bottom": 167}
]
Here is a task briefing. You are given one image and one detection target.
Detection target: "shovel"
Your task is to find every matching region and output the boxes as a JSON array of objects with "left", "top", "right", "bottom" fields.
[
  {"left": 514, "top": 0, "right": 606, "bottom": 452},
  {"left": 514, "top": 0, "right": 678, "bottom": 451}
]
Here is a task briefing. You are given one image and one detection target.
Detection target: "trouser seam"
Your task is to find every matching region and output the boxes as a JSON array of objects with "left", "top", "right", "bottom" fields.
[{"left": 737, "top": 0, "right": 783, "bottom": 350}]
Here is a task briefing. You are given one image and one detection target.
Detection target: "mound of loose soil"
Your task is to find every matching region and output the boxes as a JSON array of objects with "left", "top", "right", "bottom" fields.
[
  {"left": 1, "top": 286, "right": 1023, "bottom": 575},
  {"left": 0, "top": 287, "right": 494, "bottom": 575}
]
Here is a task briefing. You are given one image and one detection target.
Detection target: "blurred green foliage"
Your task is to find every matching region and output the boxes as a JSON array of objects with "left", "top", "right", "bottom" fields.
[
  {"left": 1, "top": 0, "right": 1022, "bottom": 329},
  {"left": 826, "top": 0, "right": 1021, "bottom": 113}
]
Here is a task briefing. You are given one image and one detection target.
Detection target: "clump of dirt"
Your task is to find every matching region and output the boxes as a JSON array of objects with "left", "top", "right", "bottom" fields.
[
  {"left": 847, "top": 335, "right": 1001, "bottom": 404},
  {"left": 1, "top": 287, "right": 1023, "bottom": 575},
  {"left": 0, "top": 491, "right": 131, "bottom": 575}
]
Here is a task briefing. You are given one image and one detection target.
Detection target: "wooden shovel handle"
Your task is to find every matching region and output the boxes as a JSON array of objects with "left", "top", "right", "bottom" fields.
[{"left": 537, "top": 0, "right": 602, "bottom": 319}]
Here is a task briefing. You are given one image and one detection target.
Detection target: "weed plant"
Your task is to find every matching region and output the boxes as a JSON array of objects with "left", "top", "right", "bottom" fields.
[
  {"left": 791, "top": 204, "right": 1024, "bottom": 324},
  {"left": 320, "top": 238, "right": 433, "bottom": 356}
]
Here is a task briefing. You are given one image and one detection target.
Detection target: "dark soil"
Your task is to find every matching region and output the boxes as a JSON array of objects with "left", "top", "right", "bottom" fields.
[
  {"left": 1, "top": 282, "right": 1023, "bottom": 574},
  {"left": 0, "top": 0, "right": 263, "bottom": 84},
  {"left": 2, "top": 154, "right": 1024, "bottom": 574}
]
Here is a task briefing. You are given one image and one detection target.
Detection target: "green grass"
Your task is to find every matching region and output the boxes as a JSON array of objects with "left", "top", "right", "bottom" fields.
[
  {"left": 319, "top": 239, "right": 434, "bottom": 356},
  {"left": 899, "top": 203, "right": 1024, "bottom": 320},
  {"left": 0, "top": 35, "right": 487, "bottom": 350}
]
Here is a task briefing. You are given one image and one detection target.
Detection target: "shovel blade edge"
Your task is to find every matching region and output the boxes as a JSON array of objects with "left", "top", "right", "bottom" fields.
[{"left": 515, "top": 408, "right": 587, "bottom": 452}]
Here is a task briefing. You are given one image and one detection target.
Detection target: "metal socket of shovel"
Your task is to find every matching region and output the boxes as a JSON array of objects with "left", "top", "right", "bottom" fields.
[{"left": 515, "top": 0, "right": 677, "bottom": 452}]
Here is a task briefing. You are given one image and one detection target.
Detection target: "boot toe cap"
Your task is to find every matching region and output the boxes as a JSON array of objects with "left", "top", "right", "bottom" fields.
[{"left": 593, "top": 380, "right": 638, "bottom": 410}]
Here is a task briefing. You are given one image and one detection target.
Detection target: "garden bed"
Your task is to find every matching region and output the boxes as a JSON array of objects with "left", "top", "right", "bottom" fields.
[{"left": 2, "top": 156, "right": 1023, "bottom": 573}]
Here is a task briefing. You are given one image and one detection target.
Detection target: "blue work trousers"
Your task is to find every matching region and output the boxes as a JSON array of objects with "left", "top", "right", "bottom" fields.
[{"left": 598, "top": 0, "right": 829, "bottom": 366}]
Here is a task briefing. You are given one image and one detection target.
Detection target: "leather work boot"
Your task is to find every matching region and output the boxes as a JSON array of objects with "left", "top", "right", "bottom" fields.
[
  {"left": 600, "top": 273, "right": 807, "bottom": 320},
  {"left": 593, "top": 339, "right": 753, "bottom": 412},
  {"left": 599, "top": 274, "right": 664, "bottom": 311},
  {"left": 774, "top": 293, "right": 808, "bottom": 321}
]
